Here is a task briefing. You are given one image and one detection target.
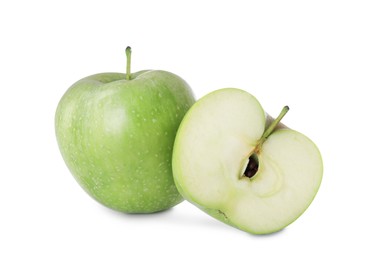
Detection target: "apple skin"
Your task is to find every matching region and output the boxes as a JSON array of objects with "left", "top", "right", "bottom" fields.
[{"left": 55, "top": 70, "right": 195, "bottom": 213}]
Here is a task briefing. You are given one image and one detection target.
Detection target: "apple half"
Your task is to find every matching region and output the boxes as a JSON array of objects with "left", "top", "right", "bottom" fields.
[{"left": 172, "top": 88, "right": 323, "bottom": 234}]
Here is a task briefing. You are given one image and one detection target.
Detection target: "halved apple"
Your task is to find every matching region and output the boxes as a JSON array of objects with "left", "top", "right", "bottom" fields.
[{"left": 172, "top": 88, "right": 323, "bottom": 234}]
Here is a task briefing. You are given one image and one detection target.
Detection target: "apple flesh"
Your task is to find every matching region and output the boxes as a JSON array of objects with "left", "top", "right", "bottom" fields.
[
  {"left": 55, "top": 48, "right": 195, "bottom": 213},
  {"left": 172, "top": 88, "right": 323, "bottom": 234}
]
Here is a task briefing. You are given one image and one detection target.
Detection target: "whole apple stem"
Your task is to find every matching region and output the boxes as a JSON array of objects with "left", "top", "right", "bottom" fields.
[
  {"left": 125, "top": 46, "right": 132, "bottom": 80},
  {"left": 256, "top": 106, "right": 289, "bottom": 151}
]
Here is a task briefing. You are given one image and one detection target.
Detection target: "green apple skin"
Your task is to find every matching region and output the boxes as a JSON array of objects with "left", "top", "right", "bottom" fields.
[
  {"left": 172, "top": 88, "right": 323, "bottom": 234},
  {"left": 55, "top": 70, "right": 195, "bottom": 213}
]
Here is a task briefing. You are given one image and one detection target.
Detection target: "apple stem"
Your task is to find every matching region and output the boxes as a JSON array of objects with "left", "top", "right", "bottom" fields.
[
  {"left": 256, "top": 106, "right": 289, "bottom": 151},
  {"left": 125, "top": 46, "right": 132, "bottom": 80}
]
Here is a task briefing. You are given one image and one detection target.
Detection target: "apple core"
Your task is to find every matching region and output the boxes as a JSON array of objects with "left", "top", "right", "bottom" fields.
[
  {"left": 242, "top": 154, "right": 259, "bottom": 178},
  {"left": 242, "top": 106, "right": 289, "bottom": 179}
]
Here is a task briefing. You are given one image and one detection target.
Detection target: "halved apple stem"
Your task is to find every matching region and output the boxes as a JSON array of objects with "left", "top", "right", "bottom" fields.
[
  {"left": 255, "top": 106, "right": 289, "bottom": 153},
  {"left": 243, "top": 106, "right": 289, "bottom": 179},
  {"left": 125, "top": 46, "right": 132, "bottom": 80}
]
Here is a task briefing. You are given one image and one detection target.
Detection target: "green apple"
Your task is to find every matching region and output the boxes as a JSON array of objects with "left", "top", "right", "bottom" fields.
[
  {"left": 55, "top": 47, "right": 195, "bottom": 213},
  {"left": 172, "top": 88, "right": 323, "bottom": 234}
]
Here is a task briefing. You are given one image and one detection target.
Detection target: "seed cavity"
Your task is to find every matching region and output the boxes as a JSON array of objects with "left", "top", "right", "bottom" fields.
[{"left": 243, "top": 154, "right": 259, "bottom": 178}]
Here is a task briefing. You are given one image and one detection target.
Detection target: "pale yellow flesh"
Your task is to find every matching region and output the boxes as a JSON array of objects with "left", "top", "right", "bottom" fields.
[{"left": 173, "top": 88, "right": 323, "bottom": 234}]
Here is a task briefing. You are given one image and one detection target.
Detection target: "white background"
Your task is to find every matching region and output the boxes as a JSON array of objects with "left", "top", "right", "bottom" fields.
[{"left": 1, "top": 0, "right": 365, "bottom": 259}]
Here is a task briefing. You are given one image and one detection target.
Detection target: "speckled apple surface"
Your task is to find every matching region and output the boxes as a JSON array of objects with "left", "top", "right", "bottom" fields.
[{"left": 55, "top": 70, "right": 195, "bottom": 213}]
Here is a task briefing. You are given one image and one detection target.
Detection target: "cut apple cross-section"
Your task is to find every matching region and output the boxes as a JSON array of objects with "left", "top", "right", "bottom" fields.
[{"left": 172, "top": 88, "right": 323, "bottom": 234}]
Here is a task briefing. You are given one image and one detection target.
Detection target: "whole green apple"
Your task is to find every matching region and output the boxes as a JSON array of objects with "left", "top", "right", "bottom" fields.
[{"left": 55, "top": 47, "right": 195, "bottom": 213}]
